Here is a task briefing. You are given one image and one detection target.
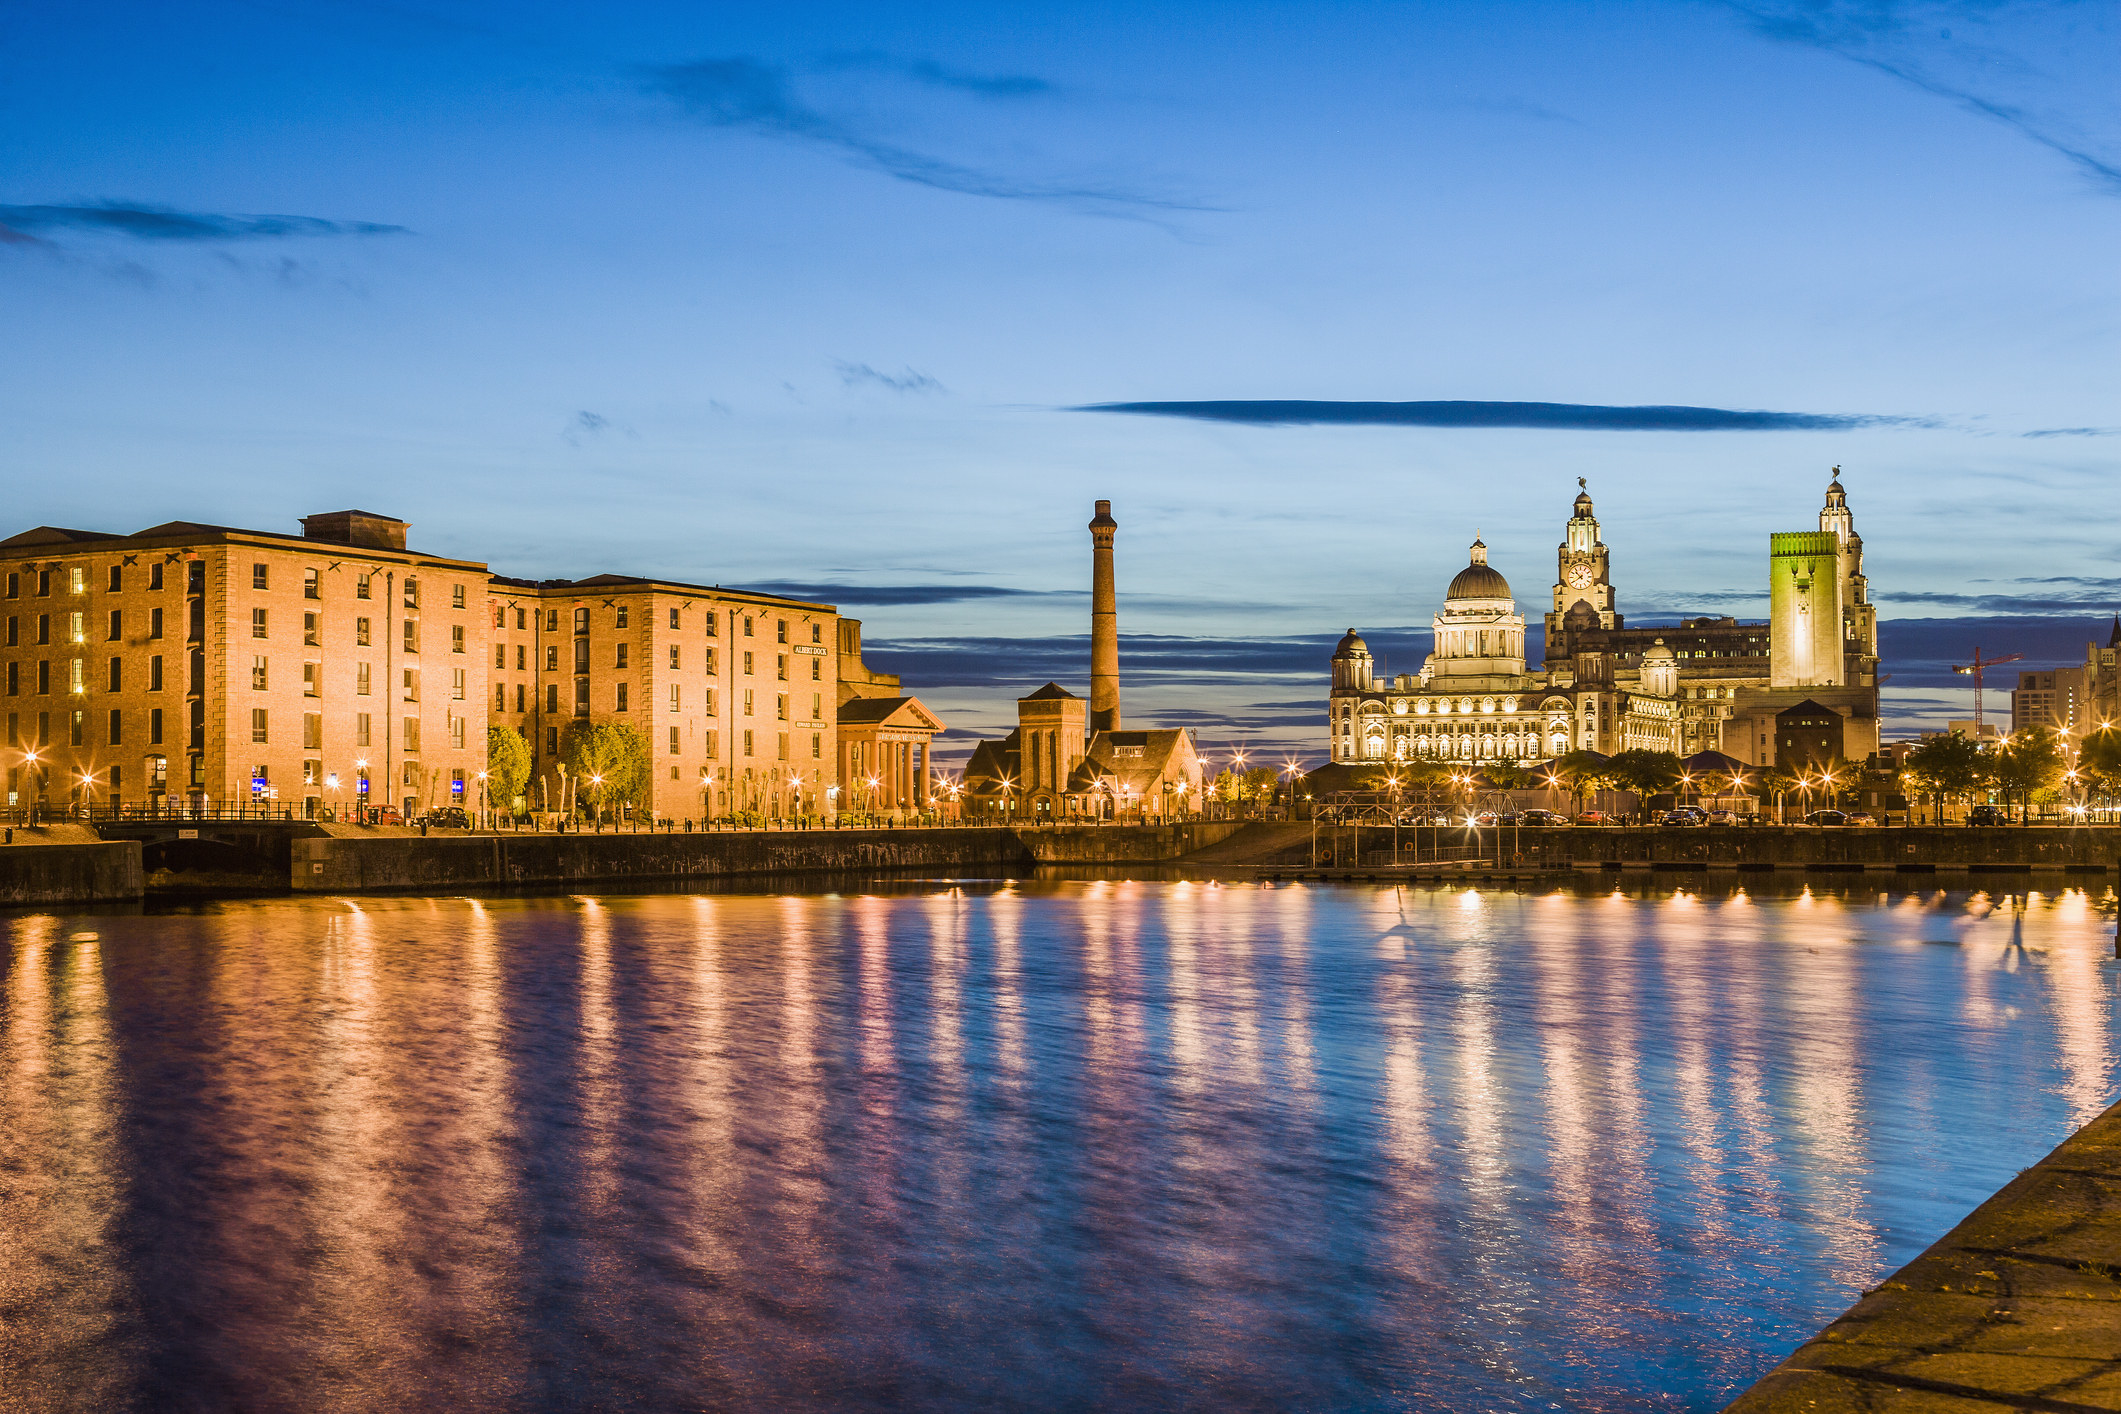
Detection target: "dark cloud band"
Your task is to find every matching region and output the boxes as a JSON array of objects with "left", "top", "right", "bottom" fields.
[
  {"left": 0, "top": 203, "right": 407, "bottom": 243},
  {"left": 1074, "top": 400, "right": 1931, "bottom": 432}
]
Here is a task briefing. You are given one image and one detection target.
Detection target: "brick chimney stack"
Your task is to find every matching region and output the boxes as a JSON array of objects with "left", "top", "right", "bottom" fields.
[{"left": 1089, "top": 499, "right": 1120, "bottom": 735}]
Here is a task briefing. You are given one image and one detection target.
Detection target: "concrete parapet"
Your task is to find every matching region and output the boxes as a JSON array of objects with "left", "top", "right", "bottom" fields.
[
  {"left": 0, "top": 841, "right": 144, "bottom": 904},
  {"left": 1725, "top": 1097, "right": 2121, "bottom": 1410}
]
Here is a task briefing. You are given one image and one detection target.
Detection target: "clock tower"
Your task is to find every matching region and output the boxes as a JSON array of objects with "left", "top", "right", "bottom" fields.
[{"left": 1545, "top": 479, "right": 1621, "bottom": 666}]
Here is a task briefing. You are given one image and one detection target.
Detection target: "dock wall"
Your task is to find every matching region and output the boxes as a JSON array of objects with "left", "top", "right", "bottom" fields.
[
  {"left": 290, "top": 821, "right": 1248, "bottom": 894},
  {"left": 0, "top": 841, "right": 145, "bottom": 905}
]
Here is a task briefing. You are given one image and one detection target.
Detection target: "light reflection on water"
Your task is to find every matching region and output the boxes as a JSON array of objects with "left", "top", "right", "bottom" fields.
[{"left": 2, "top": 880, "right": 2116, "bottom": 1412}]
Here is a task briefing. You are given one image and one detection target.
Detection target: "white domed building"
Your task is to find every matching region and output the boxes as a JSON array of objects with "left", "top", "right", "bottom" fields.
[
  {"left": 1330, "top": 537, "right": 1575, "bottom": 767},
  {"left": 1324, "top": 478, "right": 1883, "bottom": 772}
]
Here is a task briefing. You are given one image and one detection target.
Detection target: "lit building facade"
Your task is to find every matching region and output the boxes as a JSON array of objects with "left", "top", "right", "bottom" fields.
[
  {"left": 0, "top": 512, "right": 487, "bottom": 818},
  {"left": 486, "top": 575, "right": 859, "bottom": 821},
  {"left": 1, "top": 510, "right": 936, "bottom": 822},
  {"left": 1328, "top": 474, "right": 1882, "bottom": 768}
]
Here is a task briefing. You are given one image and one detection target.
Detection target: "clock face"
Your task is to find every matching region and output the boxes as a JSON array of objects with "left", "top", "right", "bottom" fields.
[{"left": 1566, "top": 562, "right": 1595, "bottom": 589}]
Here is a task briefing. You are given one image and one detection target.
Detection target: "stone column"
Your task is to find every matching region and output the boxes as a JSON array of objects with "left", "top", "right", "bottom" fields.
[
  {"left": 919, "top": 740, "right": 930, "bottom": 806},
  {"left": 1089, "top": 500, "right": 1120, "bottom": 735}
]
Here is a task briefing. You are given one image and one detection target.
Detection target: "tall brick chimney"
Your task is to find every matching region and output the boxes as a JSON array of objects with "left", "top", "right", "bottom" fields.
[{"left": 1089, "top": 499, "right": 1120, "bottom": 735}]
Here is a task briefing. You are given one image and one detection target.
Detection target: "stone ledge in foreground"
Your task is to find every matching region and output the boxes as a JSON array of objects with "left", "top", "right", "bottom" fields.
[{"left": 1725, "top": 1097, "right": 2121, "bottom": 1412}]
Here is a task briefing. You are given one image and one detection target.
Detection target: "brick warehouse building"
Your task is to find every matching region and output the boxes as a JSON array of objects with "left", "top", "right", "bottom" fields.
[
  {"left": 0, "top": 511, "right": 488, "bottom": 819},
  {"left": 487, "top": 575, "right": 929, "bottom": 821},
  {"left": 0, "top": 510, "right": 940, "bottom": 822}
]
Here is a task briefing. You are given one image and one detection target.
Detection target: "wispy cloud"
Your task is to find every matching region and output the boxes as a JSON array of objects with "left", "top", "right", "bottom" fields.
[
  {"left": 1725, "top": 2, "right": 2121, "bottom": 194},
  {"left": 814, "top": 51, "right": 1054, "bottom": 99},
  {"left": 835, "top": 361, "right": 946, "bottom": 395},
  {"left": 637, "top": 56, "right": 1210, "bottom": 218},
  {"left": 2023, "top": 426, "right": 2118, "bottom": 438},
  {"left": 561, "top": 409, "right": 638, "bottom": 446},
  {"left": 1877, "top": 588, "right": 2121, "bottom": 614},
  {"left": 0, "top": 202, "right": 408, "bottom": 247},
  {"left": 1074, "top": 399, "right": 1935, "bottom": 431}
]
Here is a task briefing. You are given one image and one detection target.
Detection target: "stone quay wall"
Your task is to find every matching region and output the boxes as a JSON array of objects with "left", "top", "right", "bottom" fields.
[
  {"left": 1502, "top": 826, "right": 2121, "bottom": 872},
  {"left": 1725, "top": 1096, "right": 2121, "bottom": 1410},
  {"left": 292, "top": 821, "right": 1247, "bottom": 894},
  {"left": 0, "top": 841, "right": 145, "bottom": 905}
]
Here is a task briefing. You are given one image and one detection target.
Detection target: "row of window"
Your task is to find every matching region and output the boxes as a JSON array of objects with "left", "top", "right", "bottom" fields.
[
  {"left": 499, "top": 680, "right": 824, "bottom": 721},
  {"left": 492, "top": 603, "right": 820, "bottom": 642},
  {"left": 249, "top": 609, "right": 462, "bottom": 653},
  {"left": 5, "top": 610, "right": 174, "bottom": 646},
  {"left": 7, "top": 707, "right": 168, "bottom": 749},
  {"left": 4, "top": 566, "right": 168, "bottom": 597},
  {"left": 0, "top": 656, "right": 469, "bottom": 704},
  {"left": 2, "top": 563, "right": 468, "bottom": 607},
  {"left": 6, "top": 656, "right": 198, "bottom": 694},
  {"left": 247, "top": 564, "right": 462, "bottom": 608},
  {"left": 243, "top": 761, "right": 440, "bottom": 790},
  {"left": 4, "top": 703, "right": 473, "bottom": 753},
  {"left": 241, "top": 709, "right": 468, "bottom": 751},
  {"left": 245, "top": 658, "right": 466, "bottom": 701},
  {"left": 479, "top": 642, "right": 830, "bottom": 685}
]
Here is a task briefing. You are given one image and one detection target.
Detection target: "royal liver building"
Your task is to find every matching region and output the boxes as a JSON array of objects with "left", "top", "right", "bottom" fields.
[{"left": 1326, "top": 476, "right": 1880, "bottom": 768}]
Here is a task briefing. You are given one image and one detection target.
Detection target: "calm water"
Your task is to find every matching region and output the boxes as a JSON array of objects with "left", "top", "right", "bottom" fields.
[{"left": 3, "top": 880, "right": 2117, "bottom": 1413}]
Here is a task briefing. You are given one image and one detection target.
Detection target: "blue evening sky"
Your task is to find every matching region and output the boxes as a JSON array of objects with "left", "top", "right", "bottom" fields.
[{"left": 5, "top": 2, "right": 2116, "bottom": 759}]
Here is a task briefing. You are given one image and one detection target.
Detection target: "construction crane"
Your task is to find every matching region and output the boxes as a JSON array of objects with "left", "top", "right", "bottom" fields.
[{"left": 1951, "top": 648, "right": 2024, "bottom": 735}]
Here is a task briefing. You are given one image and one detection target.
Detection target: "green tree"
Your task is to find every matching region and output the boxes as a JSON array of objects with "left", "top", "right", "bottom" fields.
[
  {"left": 2079, "top": 726, "right": 2121, "bottom": 807},
  {"left": 1902, "top": 730, "right": 1989, "bottom": 823},
  {"left": 485, "top": 724, "right": 531, "bottom": 813},
  {"left": 1483, "top": 762, "right": 1534, "bottom": 791},
  {"left": 1606, "top": 749, "right": 1683, "bottom": 816},
  {"left": 1755, "top": 764, "right": 1798, "bottom": 822},
  {"left": 561, "top": 720, "right": 653, "bottom": 821},
  {"left": 1552, "top": 750, "right": 1612, "bottom": 814},
  {"left": 1989, "top": 728, "right": 2064, "bottom": 822}
]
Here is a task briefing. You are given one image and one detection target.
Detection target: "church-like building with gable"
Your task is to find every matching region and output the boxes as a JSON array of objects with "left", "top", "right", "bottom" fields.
[{"left": 1326, "top": 475, "right": 1880, "bottom": 771}]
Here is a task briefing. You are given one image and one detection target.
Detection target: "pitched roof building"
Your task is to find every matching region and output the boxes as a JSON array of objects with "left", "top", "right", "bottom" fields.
[{"left": 960, "top": 504, "right": 1203, "bottom": 820}]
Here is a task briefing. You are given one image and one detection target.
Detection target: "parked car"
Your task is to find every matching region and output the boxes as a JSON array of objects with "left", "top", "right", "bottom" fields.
[
  {"left": 1662, "top": 807, "right": 1707, "bottom": 827},
  {"left": 1967, "top": 804, "right": 2008, "bottom": 826},
  {"left": 1520, "top": 809, "right": 1571, "bottom": 827},
  {"left": 1573, "top": 811, "right": 1610, "bottom": 826},
  {"left": 1844, "top": 810, "right": 1880, "bottom": 826},
  {"left": 421, "top": 806, "right": 471, "bottom": 829},
  {"left": 1803, "top": 809, "right": 1852, "bottom": 827},
  {"left": 1704, "top": 809, "right": 1738, "bottom": 826}
]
